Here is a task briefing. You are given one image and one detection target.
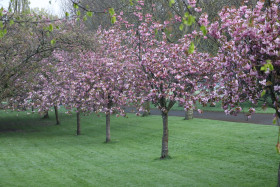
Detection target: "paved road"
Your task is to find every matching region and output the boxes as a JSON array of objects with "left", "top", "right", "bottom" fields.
[
  {"left": 125, "top": 107, "right": 275, "bottom": 126},
  {"left": 151, "top": 109, "right": 275, "bottom": 126}
]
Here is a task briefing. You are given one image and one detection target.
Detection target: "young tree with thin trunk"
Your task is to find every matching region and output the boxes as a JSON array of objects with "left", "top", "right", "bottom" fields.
[
  {"left": 112, "top": 1, "right": 219, "bottom": 158},
  {"left": 54, "top": 105, "right": 60, "bottom": 125},
  {"left": 76, "top": 20, "right": 138, "bottom": 142},
  {"left": 76, "top": 110, "right": 80, "bottom": 135}
]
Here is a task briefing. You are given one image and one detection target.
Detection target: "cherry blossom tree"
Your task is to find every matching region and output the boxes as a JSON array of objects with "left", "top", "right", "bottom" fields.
[
  {"left": 112, "top": 1, "right": 220, "bottom": 159},
  {"left": 206, "top": 0, "right": 280, "bottom": 183},
  {"left": 29, "top": 49, "right": 97, "bottom": 134},
  {"left": 93, "top": 28, "right": 136, "bottom": 142},
  {"left": 0, "top": 9, "right": 94, "bottom": 126},
  {"left": 207, "top": 0, "right": 279, "bottom": 124},
  {"left": 32, "top": 35, "right": 134, "bottom": 138}
]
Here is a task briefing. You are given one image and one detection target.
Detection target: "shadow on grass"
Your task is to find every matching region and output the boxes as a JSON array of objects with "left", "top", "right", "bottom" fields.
[
  {"left": 0, "top": 115, "right": 52, "bottom": 129},
  {"left": 0, "top": 111, "right": 110, "bottom": 143},
  {"left": 102, "top": 140, "right": 120, "bottom": 144},
  {"left": 153, "top": 155, "right": 173, "bottom": 161},
  {"left": 0, "top": 111, "right": 63, "bottom": 137}
]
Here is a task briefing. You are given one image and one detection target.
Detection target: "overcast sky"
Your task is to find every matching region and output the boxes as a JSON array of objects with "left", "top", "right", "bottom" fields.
[{"left": 0, "top": 0, "right": 61, "bottom": 16}]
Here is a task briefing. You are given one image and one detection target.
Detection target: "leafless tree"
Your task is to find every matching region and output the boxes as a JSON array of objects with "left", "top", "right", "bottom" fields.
[{"left": 8, "top": 0, "right": 30, "bottom": 13}]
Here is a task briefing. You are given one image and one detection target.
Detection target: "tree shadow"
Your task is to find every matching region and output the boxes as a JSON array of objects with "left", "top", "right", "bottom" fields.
[{"left": 0, "top": 111, "right": 58, "bottom": 135}]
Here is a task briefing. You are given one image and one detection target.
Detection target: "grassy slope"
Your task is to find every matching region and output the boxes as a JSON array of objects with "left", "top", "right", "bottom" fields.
[{"left": 0, "top": 110, "right": 279, "bottom": 186}]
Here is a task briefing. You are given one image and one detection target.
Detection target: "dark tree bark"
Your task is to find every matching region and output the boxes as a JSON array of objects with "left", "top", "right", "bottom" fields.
[
  {"left": 106, "top": 112, "right": 111, "bottom": 143},
  {"left": 267, "top": 73, "right": 280, "bottom": 186},
  {"left": 161, "top": 111, "right": 169, "bottom": 159},
  {"left": 142, "top": 100, "right": 151, "bottom": 117},
  {"left": 54, "top": 105, "right": 60, "bottom": 125},
  {"left": 105, "top": 98, "right": 113, "bottom": 143},
  {"left": 185, "top": 108, "right": 193, "bottom": 120},
  {"left": 42, "top": 110, "right": 49, "bottom": 119},
  {"left": 278, "top": 162, "right": 280, "bottom": 187},
  {"left": 77, "top": 111, "right": 81, "bottom": 135}
]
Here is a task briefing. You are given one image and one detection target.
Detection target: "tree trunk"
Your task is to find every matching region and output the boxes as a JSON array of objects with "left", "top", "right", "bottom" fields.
[
  {"left": 106, "top": 112, "right": 111, "bottom": 143},
  {"left": 268, "top": 74, "right": 280, "bottom": 186},
  {"left": 161, "top": 111, "right": 169, "bottom": 159},
  {"left": 54, "top": 105, "right": 60, "bottom": 125},
  {"left": 142, "top": 100, "right": 150, "bottom": 117},
  {"left": 277, "top": 113, "right": 280, "bottom": 186},
  {"left": 42, "top": 110, "right": 49, "bottom": 119},
  {"left": 185, "top": 108, "right": 194, "bottom": 120},
  {"left": 277, "top": 162, "right": 280, "bottom": 187},
  {"left": 210, "top": 102, "right": 216, "bottom": 107},
  {"left": 77, "top": 111, "right": 81, "bottom": 135}
]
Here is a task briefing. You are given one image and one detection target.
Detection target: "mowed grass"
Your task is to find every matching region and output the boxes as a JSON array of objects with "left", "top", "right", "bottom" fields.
[{"left": 0, "top": 110, "right": 279, "bottom": 186}]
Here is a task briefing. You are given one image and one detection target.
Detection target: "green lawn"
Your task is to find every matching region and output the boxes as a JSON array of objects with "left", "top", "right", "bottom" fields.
[{"left": 0, "top": 110, "right": 279, "bottom": 186}]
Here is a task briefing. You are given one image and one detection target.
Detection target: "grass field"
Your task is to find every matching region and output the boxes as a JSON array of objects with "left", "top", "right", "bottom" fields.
[{"left": 0, "top": 110, "right": 279, "bottom": 186}]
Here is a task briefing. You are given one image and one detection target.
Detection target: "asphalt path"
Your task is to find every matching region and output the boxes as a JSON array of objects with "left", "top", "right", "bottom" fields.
[
  {"left": 124, "top": 107, "right": 275, "bottom": 126},
  {"left": 152, "top": 109, "right": 275, "bottom": 126}
]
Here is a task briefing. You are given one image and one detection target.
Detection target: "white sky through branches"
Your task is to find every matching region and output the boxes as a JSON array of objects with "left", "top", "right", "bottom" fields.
[{"left": 0, "top": 0, "right": 61, "bottom": 16}]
